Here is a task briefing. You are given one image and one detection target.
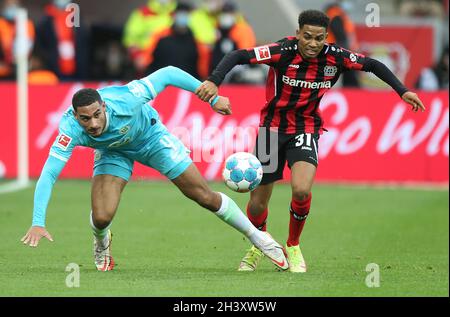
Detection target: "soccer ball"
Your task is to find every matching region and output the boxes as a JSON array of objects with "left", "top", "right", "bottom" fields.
[{"left": 222, "top": 152, "right": 263, "bottom": 193}]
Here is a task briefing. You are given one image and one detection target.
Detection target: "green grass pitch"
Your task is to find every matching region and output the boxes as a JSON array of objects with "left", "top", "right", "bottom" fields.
[{"left": 0, "top": 180, "right": 448, "bottom": 296}]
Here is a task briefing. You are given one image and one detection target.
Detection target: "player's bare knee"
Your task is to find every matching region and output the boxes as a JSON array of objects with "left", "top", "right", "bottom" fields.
[
  {"left": 248, "top": 199, "right": 268, "bottom": 215},
  {"left": 292, "top": 187, "right": 310, "bottom": 201},
  {"left": 92, "top": 213, "right": 113, "bottom": 229}
]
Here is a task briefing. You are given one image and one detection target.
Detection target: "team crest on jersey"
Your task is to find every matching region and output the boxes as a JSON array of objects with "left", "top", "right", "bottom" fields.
[
  {"left": 56, "top": 134, "right": 72, "bottom": 150},
  {"left": 254, "top": 46, "right": 271, "bottom": 61},
  {"left": 119, "top": 126, "right": 130, "bottom": 134},
  {"left": 324, "top": 66, "right": 338, "bottom": 77}
]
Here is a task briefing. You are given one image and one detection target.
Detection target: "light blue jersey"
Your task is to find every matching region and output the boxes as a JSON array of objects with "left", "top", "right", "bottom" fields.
[{"left": 32, "top": 66, "right": 217, "bottom": 227}]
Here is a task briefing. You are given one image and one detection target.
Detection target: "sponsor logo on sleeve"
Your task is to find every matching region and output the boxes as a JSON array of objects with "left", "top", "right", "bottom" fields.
[
  {"left": 254, "top": 46, "right": 271, "bottom": 61},
  {"left": 349, "top": 53, "right": 358, "bottom": 63},
  {"left": 56, "top": 134, "right": 72, "bottom": 150}
]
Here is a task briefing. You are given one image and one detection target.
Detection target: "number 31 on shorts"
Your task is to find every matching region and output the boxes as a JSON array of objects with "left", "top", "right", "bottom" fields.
[{"left": 295, "top": 133, "right": 312, "bottom": 147}]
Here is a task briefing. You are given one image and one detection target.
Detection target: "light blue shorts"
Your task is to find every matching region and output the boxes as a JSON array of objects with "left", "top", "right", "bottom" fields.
[{"left": 93, "top": 129, "right": 192, "bottom": 182}]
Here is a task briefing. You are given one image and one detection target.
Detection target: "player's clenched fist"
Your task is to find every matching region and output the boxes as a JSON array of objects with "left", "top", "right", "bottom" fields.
[
  {"left": 213, "top": 96, "right": 232, "bottom": 115},
  {"left": 195, "top": 80, "right": 218, "bottom": 102},
  {"left": 21, "top": 226, "right": 54, "bottom": 247}
]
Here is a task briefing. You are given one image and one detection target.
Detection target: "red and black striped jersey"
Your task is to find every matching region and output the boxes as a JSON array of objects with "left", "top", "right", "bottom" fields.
[{"left": 245, "top": 36, "right": 367, "bottom": 134}]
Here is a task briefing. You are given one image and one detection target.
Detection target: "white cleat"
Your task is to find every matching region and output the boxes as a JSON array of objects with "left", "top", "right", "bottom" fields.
[
  {"left": 252, "top": 232, "right": 289, "bottom": 271},
  {"left": 94, "top": 230, "right": 115, "bottom": 271}
]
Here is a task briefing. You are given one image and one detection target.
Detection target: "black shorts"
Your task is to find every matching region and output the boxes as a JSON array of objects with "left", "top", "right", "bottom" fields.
[{"left": 253, "top": 127, "right": 320, "bottom": 185}]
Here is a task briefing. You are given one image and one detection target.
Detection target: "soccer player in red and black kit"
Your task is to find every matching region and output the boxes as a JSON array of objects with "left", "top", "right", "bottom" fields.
[{"left": 196, "top": 10, "right": 425, "bottom": 272}]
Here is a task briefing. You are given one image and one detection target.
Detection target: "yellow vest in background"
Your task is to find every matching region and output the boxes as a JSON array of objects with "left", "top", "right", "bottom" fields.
[
  {"left": 123, "top": 0, "right": 177, "bottom": 49},
  {"left": 189, "top": 8, "right": 218, "bottom": 46}
]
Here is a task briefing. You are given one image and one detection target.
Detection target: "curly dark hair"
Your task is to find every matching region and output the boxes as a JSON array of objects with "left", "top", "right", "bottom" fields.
[{"left": 298, "top": 9, "right": 330, "bottom": 29}]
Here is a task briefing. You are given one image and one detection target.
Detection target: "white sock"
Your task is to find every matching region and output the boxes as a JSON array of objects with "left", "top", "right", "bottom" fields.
[
  {"left": 214, "top": 193, "right": 257, "bottom": 237},
  {"left": 247, "top": 229, "right": 269, "bottom": 248},
  {"left": 90, "top": 211, "right": 111, "bottom": 246}
]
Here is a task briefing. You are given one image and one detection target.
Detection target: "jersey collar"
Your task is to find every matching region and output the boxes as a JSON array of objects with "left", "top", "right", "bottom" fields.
[{"left": 103, "top": 108, "right": 110, "bottom": 133}]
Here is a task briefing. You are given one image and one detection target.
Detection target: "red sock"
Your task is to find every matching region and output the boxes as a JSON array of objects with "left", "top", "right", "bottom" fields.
[
  {"left": 287, "top": 193, "right": 312, "bottom": 247},
  {"left": 246, "top": 204, "right": 268, "bottom": 231}
]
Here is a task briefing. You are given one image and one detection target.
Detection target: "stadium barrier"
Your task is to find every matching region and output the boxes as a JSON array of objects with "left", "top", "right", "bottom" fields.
[{"left": 0, "top": 84, "right": 448, "bottom": 184}]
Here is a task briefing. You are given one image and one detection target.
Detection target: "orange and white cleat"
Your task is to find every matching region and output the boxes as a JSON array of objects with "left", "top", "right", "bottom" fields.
[{"left": 94, "top": 230, "right": 115, "bottom": 271}]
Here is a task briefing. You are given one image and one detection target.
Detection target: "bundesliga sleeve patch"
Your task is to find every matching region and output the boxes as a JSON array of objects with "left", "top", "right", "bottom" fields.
[
  {"left": 349, "top": 53, "right": 358, "bottom": 63},
  {"left": 56, "top": 134, "right": 72, "bottom": 151},
  {"left": 254, "top": 46, "right": 271, "bottom": 61}
]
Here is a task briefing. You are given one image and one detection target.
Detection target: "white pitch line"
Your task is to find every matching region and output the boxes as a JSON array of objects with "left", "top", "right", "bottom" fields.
[{"left": 0, "top": 180, "right": 30, "bottom": 194}]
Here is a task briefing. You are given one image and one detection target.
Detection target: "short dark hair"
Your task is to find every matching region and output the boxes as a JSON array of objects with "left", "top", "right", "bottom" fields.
[
  {"left": 72, "top": 88, "right": 102, "bottom": 111},
  {"left": 298, "top": 10, "right": 330, "bottom": 29}
]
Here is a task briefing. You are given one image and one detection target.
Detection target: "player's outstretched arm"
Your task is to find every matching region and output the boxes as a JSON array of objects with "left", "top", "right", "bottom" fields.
[
  {"left": 196, "top": 49, "right": 251, "bottom": 102},
  {"left": 361, "top": 57, "right": 426, "bottom": 112},
  {"left": 141, "top": 66, "right": 218, "bottom": 106},
  {"left": 143, "top": 66, "right": 221, "bottom": 106},
  {"left": 21, "top": 155, "right": 66, "bottom": 247}
]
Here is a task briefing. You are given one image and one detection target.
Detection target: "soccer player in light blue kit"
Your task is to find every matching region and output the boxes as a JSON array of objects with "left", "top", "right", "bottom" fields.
[{"left": 21, "top": 66, "right": 289, "bottom": 271}]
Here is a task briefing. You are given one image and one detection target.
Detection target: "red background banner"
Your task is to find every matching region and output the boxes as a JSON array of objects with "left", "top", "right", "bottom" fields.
[
  {"left": 1, "top": 84, "right": 448, "bottom": 184},
  {"left": 355, "top": 25, "right": 434, "bottom": 89}
]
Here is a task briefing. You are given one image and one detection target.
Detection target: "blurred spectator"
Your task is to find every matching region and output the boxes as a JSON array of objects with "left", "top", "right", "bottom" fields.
[
  {"left": 211, "top": 0, "right": 256, "bottom": 70},
  {"left": 35, "top": 0, "right": 88, "bottom": 80},
  {"left": 145, "top": 1, "right": 209, "bottom": 79},
  {"left": 210, "top": 0, "right": 264, "bottom": 84},
  {"left": 123, "top": 0, "right": 176, "bottom": 74},
  {"left": 399, "top": 0, "right": 446, "bottom": 18},
  {"left": 89, "top": 25, "right": 134, "bottom": 81},
  {"left": 0, "top": 0, "right": 35, "bottom": 79},
  {"left": 325, "top": 1, "right": 360, "bottom": 87},
  {"left": 189, "top": 0, "right": 223, "bottom": 46},
  {"left": 416, "top": 45, "right": 449, "bottom": 90},
  {"left": 28, "top": 50, "right": 59, "bottom": 84}
]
